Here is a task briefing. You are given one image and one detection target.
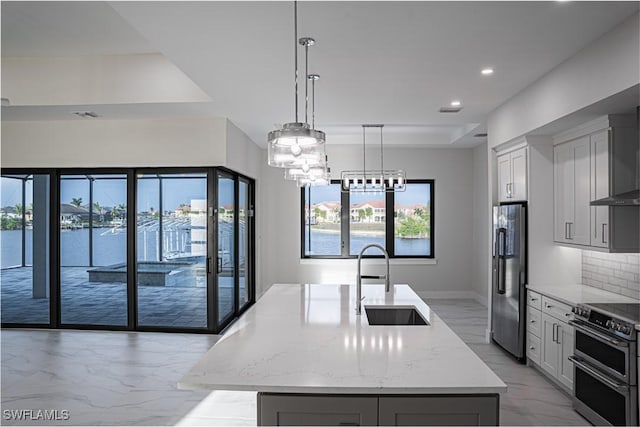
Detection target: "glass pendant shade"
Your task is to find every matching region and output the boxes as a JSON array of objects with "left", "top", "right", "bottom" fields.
[
  {"left": 295, "top": 167, "right": 330, "bottom": 187},
  {"left": 268, "top": 122, "right": 326, "bottom": 168},
  {"left": 284, "top": 164, "right": 327, "bottom": 180}
]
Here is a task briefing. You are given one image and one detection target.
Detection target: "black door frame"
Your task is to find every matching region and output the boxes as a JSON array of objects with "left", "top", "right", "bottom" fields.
[{"left": 0, "top": 166, "right": 256, "bottom": 334}]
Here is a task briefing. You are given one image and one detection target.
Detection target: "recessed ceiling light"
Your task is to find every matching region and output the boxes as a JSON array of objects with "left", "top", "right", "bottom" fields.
[
  {"left": 450, "top": 100, "right": 461, "bottom": 107},
  {"left": 481, "top": 68, "right": 494, "bottom": 76},
  {"left": 71, "top": 111, "right": 99, "bottom": 118}
]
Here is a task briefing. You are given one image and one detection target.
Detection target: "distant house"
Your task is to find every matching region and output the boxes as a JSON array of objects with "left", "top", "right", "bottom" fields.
[
  {"left": 59, "top": 204, "right": 114, "bottom": 224},
  {"left": 310, "top": 201, "right": 340, "bottom": 224},
  {"left": 60, "top": 204, "right": 87, "bottom": 225},
  {"left": 1, "top": 206, "right": 20, "bottom": 219},
  {"left": 350, "top": 200, "right": 385, "bottom": 223},
  {"left": 175, "top": 205, "right": 191, "bottom": 217},
  {"left": 394, "top": 204, "right": 429, "bottom": 219}
]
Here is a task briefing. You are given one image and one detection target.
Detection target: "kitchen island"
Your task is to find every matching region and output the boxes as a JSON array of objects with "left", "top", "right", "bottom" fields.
[{"left": 180, "top": 284, "right": 507, "bottom": 426}]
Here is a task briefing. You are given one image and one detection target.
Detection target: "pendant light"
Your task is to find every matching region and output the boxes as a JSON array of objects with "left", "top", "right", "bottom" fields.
[
  {"left": 268, "top": 2, "right": 326, "bottom": 169},
  {"left": 292, "top": 74, "right": 330, "bottom": 187},
  {"left": 341, "top": 125, "right": 406, "bottom": 193}
]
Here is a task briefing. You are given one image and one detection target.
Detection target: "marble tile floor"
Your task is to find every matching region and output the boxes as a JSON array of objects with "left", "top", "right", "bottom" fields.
[
  {"left": 427, "top": 299, "right": 589, "bottom": 426},
  {"left": 1, "top": 298, "right": 590, "bottom": 426},
  {"left": 1, "top": 267, "right": 241, "bottom": 328}
]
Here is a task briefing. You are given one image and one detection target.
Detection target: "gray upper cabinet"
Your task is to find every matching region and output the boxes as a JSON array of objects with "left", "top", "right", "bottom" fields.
[
  {"left": 553, "top": 115, "right": 639, "bottom": 252},
  {"left": 554, "top": 136, "right": 590, "bottom": 245},
  {"left": 497, "top": 147, "right": 527, "bottom": 202},
  {"left": 590, "top": 129, "right": 609, "bottom": 248}
]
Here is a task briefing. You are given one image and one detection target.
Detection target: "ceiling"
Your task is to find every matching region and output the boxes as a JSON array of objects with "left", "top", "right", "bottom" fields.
[{"left": 2, "top": 1, "right": 638, "bottom": 147}]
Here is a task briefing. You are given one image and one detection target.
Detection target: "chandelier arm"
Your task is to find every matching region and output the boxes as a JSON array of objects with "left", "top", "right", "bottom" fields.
[
  {"left": 311, "top": 76, "right": 315, "bottom": 129},
  {"left": 294, "top": 1, "right": 299, "bottom": 123},
  {"left": 362, "top": 125, "right": 366, "bottom": 182},
  {"left": 304, "top": 42, "right": 309, "bottom": 125},
  {"left": 380, "top": 125, "right": 384, "bottom": 172}
]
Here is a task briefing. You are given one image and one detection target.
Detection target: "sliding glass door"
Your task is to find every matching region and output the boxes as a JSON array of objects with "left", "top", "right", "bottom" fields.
[
  {"left": 216, "top": 172, "right": 236, "bottom": 325},
  {"left": 59, "top": 173, "right": 128, "bottom": 327},
  {"left": 238, "top": 178, "right": 252, "bottom": 311},
  {"left": 1, "top": 167, "right": 254, "bottom": 333},
  {"left": 1, "top": 174, "right": 50, "bottom": 324},
  {"left": 215, "top": 171, "right": 254, "bottom": 329},
  {"left": 136, "top": 172, "right": 208, "bottom": 329}
]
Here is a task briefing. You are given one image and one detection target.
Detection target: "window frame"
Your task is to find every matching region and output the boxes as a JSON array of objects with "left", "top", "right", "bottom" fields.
[{"left": 300, "top": 179, "right": 435, "bottom": 259}]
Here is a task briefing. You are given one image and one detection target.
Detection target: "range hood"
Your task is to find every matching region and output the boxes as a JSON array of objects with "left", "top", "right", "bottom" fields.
[
  {"left": 589, "top": 110, "right": 639, "bottom": 207},
  {"left": 590, "top": 189, "right": 640, "bottom": 206}
]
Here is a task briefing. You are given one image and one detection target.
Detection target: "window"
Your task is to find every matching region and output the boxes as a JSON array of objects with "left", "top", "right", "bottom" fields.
[
  {"left": 1, "top": 167, "right": 255, "bottom": 334},
  {"left": 303, "top": 184, "right": 342, "bottom": 256},
  {"left": 302, "top": 180, "right": 434, "bottom": 258}
]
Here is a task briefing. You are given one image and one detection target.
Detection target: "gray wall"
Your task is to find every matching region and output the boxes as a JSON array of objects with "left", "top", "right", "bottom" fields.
[
  {"left": 261, "top": 144, "right": 478, "bottom": 299},
  {"left": 471, "top": 143, "right": 489, "bottom": 305}
]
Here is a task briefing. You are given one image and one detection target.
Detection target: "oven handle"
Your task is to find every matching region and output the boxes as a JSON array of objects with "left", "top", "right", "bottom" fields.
[
  {"left": 569, "top": 320, "right": 628, "bottom": 348},
  {"left": 568, "top": 356, "right": 629, "bottom": 394}
]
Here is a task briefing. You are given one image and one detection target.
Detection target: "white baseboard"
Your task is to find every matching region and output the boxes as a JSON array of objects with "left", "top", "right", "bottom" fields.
[
  {"left": 416, "top": 290, "right": 488, "bottom": 306},
  {"left": 472, "top": 291, "right": 489, "bottom": 307}
]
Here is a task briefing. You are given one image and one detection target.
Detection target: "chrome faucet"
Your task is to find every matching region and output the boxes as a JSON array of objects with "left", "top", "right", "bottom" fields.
[{"left": 356, "top": 243, "right": 390, "bottom": 315}]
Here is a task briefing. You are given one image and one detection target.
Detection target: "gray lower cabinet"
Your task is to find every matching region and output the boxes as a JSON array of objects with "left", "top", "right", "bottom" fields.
[
  {"left": 258, "top": 394, "right": 378, "bottom": 426},
  {"left": 257, "top": 393, "right": 499, "bottom": 426},
  {"left": 378, "top": 396, "right": 499, "bottom": 426}
]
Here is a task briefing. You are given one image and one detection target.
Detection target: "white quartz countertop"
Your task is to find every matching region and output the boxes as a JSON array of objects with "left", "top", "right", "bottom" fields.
[
  {"left": 527, "top": 283, "right": 639, "bottom": 306},
  {"left": 179, "top": 284, "right": 507, "bottom": 395}
]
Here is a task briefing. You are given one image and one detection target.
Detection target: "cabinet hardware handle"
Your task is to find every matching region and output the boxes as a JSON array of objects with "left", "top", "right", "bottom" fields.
[
  {"left": 565, "top": 313, "right": 571, "bottom": 317},
  {"left": 552, "top": 322, "right": 557, "bottom": 343},
  {"left": 531, "top": 297, "right": 537, "bottom": 301},
  {"left": 564, "top": 222, "right": 569, "bottom": 240},
  {"left": 529, "top": 346, "right": 535, "bottom": 350},
  {"left": 567, "top": 222, "right": 573, "bottom": 240},
  {"left": 546, "top": 303, "right": 552, "bottom": 308},
  {"left": 530, "top": 319, "right": 535, "bottom": 323},
  {"left": 556, "top": 324, "right": 561, "bottom": 344},
  {"left": 602, "top": 223, "right": 607, "bottom": 244}
]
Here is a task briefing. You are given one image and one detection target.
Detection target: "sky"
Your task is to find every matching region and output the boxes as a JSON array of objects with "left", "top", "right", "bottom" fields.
[{"left": 1, "top": 175, "right": 235, "bottom": 212}]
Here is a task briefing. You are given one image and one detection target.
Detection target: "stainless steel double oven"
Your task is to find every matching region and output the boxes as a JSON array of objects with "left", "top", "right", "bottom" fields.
[{"left": 570, "top": 303, "right": 638, "bottom": 426}]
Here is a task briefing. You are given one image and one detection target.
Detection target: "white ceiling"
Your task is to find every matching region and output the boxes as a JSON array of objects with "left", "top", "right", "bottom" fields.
[
  {"left": 1, "top": 1, "right": 156, "bottom": 56},
  {"left": 2, "top": 1, "right": 638, "bottom": 147}
]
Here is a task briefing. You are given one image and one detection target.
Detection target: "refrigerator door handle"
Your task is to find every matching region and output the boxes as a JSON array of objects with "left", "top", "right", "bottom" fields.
[
  {"left": 497, "top": 228, "right": 506, "bottom": 295},
  {"left": 494, "top": 228, "right": 500, "bottom": 293}
]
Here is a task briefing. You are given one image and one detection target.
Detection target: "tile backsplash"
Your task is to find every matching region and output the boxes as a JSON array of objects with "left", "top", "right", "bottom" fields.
[{"left": 582, "top": 251, "right": 640, "bottom": 299}]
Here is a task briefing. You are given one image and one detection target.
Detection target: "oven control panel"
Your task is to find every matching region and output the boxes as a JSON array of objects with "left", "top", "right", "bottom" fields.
[{"left": 572, "top": 305, "right": 635, "bottom": 340}]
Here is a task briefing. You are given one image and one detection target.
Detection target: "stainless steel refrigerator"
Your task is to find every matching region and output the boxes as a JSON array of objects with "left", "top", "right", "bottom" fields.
[{"left": 491, "top": 202, "right": 527, "bottom": 360}]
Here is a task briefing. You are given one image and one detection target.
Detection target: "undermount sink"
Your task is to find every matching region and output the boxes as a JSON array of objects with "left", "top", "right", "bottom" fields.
[{"left": 364, "top": 306, "right": 429, "bottom": 326}]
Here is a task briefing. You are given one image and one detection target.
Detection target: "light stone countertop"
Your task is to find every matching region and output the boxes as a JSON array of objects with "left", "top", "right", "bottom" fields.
[
  {"left": 527, "top": 283, "right": 640, "bottom": 306},
  {"left": 179, "top": 283, "right": 507, "bottom": 395}
]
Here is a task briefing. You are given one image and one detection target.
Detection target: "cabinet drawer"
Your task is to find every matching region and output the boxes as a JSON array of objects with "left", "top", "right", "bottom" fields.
[
  {"left": 527, "top": 290, "right": 542, "bottom": 311},
  {"left": 527, "top": 332, "right": 541, "bottom": 365},
  {"left": 527, "top": 305, "right": 542, "bottom": 338},
  {"left": 541, "top": 296, "right": 573, "bottom": 324}
]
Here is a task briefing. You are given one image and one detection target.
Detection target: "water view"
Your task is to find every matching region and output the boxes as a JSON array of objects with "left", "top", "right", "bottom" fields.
[{"left": 305, "top": 227, "right": 431, "bottom": 256}]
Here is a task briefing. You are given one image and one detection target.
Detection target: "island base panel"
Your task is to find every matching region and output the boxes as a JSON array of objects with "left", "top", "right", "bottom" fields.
[
  {"left": 257, "top": 393, "right": 499, "bottom": 426},
  {"left": 258, "top": 394, "right": 378, "bottom": 426}
]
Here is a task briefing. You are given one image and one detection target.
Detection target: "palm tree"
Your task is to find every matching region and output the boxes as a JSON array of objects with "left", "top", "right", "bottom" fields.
[
  {"left": 365, "top": 207, "right": 373, "bottom": 222},
  {"left": 14, "top": 203, "right": 23, "bottom": 216},
  {"left": 117, "top": 203, "right": 126, "bottom": 220},
  {"left": 70, "top": 197, "right": 83, "bottom": 208},
  {"left": 93, "top": 202, "right": 105, "bottom": 222}
]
